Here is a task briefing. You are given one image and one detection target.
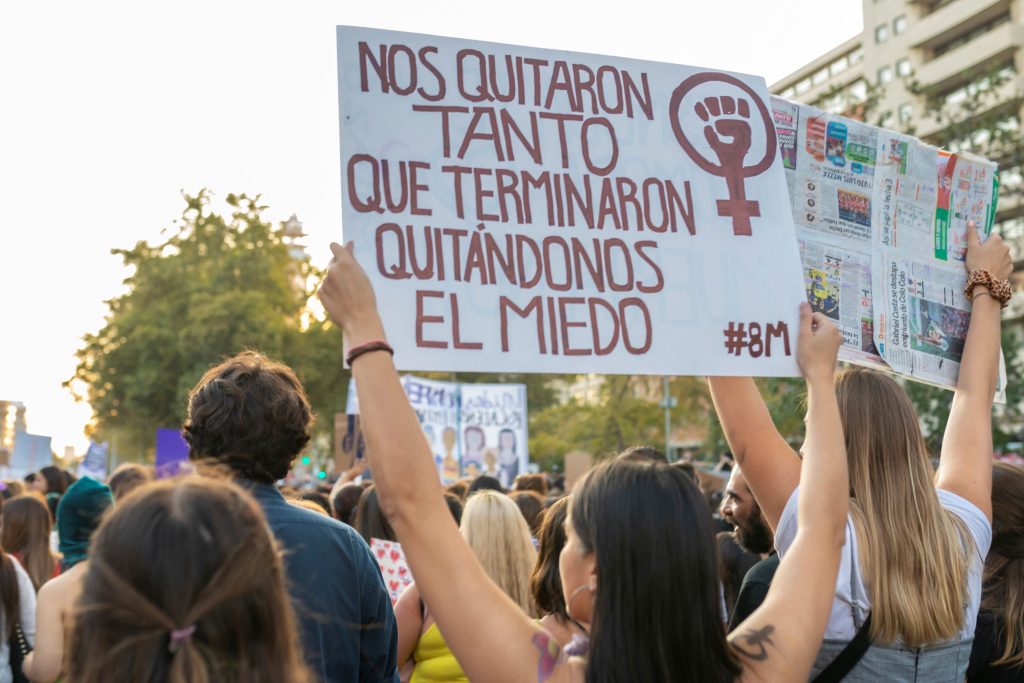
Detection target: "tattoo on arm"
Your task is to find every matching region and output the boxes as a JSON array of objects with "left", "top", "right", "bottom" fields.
[
  {"left": 533, "top": 631, "right": 564, "bottom": 683},
  {"left": 732, "top": 624, "right": 776, "bottom": 662}
]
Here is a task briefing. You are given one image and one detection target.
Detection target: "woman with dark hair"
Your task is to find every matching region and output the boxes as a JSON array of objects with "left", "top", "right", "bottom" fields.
[
  {"left": 968, "top": 462, "right": 1024, "bottom": 682},
  {"left": 22, "top": 476, "right": 113, "bottom": 682},
  {"left": 1, "top": 496, "right": 59, "bottom": 591},
  {"left": 354, "top": 485, "right": 396, "bottom": 544},
  {"left": 66, "top": 477, "right": 310, "bottom": 683},
  {"left": 530, "top": 497, "right": 588, "bottom": 648},
  {"left": 319, "top": 241, "right": 850, "bottom": 682},
  {"left": 31, "top": 468, "right": 68, "bottom": 498}
]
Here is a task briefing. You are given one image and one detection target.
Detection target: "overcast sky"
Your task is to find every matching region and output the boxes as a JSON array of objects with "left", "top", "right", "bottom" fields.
[{"left": 0, "top": 0, "right": 862, "bottom": 453}]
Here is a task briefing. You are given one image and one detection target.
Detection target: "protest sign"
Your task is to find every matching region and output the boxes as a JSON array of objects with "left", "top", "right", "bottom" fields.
[
  {"left": 370, "top": 538, "right": 413, "bottom": 604},
  {"left": 79, "top": 441, "right": 109, "bottom": 481},
  {"left": 347, "top": 375, "right": 528, "bottom": 483},
  {"left": 334, "top": 412, "right": 367, "bottom": 473},
  {"left": 338, "top": 27, "right": 807, "bottom": 377},
  {"left": 772, "top": 97, "right": 1005, "bottom": 394},
  {"left": 459, "top": 383, "right": 527, "bottom": 487},
  {"left": 155, "top": 428, "right": 191, "bottom": 478},
  {"left": 9, "top": 432, "right": 52, "bottom": 478},
  {"left": 563, "top": 450, "right": 593, "bottom": 490}
]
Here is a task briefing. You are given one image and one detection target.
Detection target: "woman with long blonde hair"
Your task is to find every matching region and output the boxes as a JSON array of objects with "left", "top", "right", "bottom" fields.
[
  {"left": 395, "top": 490, "right": 537, "bottom": 682},
  {"left": 969, "top": 462, "right": 1024, "bottom": 681},
  {"left": 709, "top": 223, "right": 1012, "bottom": 680},
  {"left": 1, "top": 496, "right": 60, "bottom": 591}
]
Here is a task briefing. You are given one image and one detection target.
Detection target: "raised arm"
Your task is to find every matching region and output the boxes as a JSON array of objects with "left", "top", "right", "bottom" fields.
[
  {"left": 936, "top": 221, "right": 1012, "bottom": 521},
  {"left": 706, "top": 378, "right": 801, "bottom": 530},
  {"left": 318, "top": 243, "right": 572, "bottom": 683},
  {"left": 729, "top": 303, "right": 848, "bottom": 682}
]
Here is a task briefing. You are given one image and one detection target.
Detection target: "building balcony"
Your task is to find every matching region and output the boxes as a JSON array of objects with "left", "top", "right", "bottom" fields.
[
  {"left": 913, "top": 74, "right": 1024, "bottom": 139},
  {"left": 908, "top": 0, "right": 1010, "bottom": 50},
  {"left": 915, "top": 22, "right": 1024, "bottom": 93}
]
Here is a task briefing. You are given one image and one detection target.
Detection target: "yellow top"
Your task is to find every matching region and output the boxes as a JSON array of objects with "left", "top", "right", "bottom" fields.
[{"left": 410, "top": 622, "right": 469, "bottom": 683}]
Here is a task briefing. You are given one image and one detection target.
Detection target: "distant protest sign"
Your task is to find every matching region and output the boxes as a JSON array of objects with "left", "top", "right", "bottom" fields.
[
  {"left": 347, "top": 375, "right": 528, "bottom": 484},
  {"left": 9, "top": 432, "right": 51, "bottom": 478},
  {"left": 459, "top": 383, "right": 527, "bottom": 487},
  {"left": 79, "top": 441, "right": 109, "bottom": 480},
  {"left": 337, "top": 27, "right": 806, "bottom": 376},
  {"left": 155, "top": 428, "right": 190, "bottom": 478}
]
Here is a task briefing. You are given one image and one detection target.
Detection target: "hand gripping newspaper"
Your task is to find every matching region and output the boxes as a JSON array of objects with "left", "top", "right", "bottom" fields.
[{"left": 771, "top": 97, "right": 1006, "bottom": 398}]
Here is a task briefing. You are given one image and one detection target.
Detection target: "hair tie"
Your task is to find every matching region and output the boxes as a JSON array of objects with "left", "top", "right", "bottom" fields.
[{"left": 168, "top": 625, "right": 197, "bottom": 653}]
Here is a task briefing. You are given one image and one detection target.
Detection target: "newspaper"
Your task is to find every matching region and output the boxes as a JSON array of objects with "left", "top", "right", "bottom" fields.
[{"left": 772, "top": 97, "right": 1004, "bottom": 396}]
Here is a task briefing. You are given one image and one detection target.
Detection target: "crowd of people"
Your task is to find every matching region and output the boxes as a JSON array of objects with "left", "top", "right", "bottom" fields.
[{"left": 0, "top": 223, "right": 1017, "bottom": 681}]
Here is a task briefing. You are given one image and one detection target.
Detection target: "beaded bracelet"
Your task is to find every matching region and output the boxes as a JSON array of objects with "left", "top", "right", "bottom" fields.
[
  {"left": 963, "top": 269, "right": 1012, "bottom": 309},
  {"left": 346, "top": 339, "right": 394, "bottom": 366}
]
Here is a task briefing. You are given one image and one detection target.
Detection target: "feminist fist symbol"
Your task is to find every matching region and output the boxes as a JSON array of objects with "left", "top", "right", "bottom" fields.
[{"left": 669, "top": 73, "right": 777, "bottom": 236}]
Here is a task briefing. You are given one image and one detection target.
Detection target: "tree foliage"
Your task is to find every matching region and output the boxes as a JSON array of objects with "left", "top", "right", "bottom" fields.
[{"left": 67, "top": 190, "right": 343, "bottom": 460}]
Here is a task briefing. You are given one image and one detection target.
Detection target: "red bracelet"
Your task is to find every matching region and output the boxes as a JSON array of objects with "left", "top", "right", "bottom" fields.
[{"left": 346, "top": 339, "right": 394, "bottom": 366}]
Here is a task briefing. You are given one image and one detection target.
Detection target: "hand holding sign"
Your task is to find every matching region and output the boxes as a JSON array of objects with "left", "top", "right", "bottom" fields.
[{"left": 319, "top": 242, "right": 386, "bottom": 348}]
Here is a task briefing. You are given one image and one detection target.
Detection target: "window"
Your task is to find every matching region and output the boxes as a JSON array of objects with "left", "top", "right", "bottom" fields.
[
  {"left": 934, "top": 13, "right": 1010, "bottom": 57},
  {"left": 878, "top": 65, "right": 893, "bottom": 84},
  {"left": 894, "top": 15, "right": 908, "bottom": 35},
  {"left": 812, "top": 67, "right": 829, "bottom": 86},
  {"left": 898, "top": 103, "right": 913, "bottom": 123},
  {"left": 875, "top": 24, "right": 889, "bottom": 43},
  {"left": 849, "top": 47, "right": 865, "bottom": 64},
  {"left": 896, "top": 58, "right": 912, "bottom": 77},
  {"left": 796, "top": 78, "right": 812, "bottom": 94},
  {"left": 780, "top": 87, "right": 796, "bottom": 99},
  {"left": 831, "top": 55, "right": 849, "bottom": 76}
]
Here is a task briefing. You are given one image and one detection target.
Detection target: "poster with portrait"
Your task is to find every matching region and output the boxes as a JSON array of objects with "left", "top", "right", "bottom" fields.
[{"left": 458, "top": 383, "right": 528, "bottom": 487}]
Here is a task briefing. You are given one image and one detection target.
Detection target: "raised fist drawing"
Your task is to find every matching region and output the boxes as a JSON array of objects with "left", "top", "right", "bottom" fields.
[{"left": 695, "top": 95, "right": 753, "bottom": 168}]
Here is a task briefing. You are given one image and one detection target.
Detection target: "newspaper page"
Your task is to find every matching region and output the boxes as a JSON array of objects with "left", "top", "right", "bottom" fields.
[
  {"left": 772, "top": 97, "right": 884, "bottom": 366},
  {"left": 772, "top": 97, "right": 1004, "bottom": 394},
  {"left": 872, "top": 131, "right": 1003, "bottom": 393}
]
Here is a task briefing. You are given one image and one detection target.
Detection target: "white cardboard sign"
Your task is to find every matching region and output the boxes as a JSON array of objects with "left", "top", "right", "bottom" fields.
[{"left": 338, "top": 27, "right": 806, "bottom": 375}]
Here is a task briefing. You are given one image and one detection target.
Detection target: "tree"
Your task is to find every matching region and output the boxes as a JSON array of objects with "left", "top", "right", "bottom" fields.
[{"left": 66, "top": 190, "right": 344, "bottom": 461}]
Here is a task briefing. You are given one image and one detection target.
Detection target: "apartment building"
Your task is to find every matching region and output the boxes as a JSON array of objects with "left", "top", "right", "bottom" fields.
[{"left": 771, "top": 0, "right": 1024, "bottom": 319}]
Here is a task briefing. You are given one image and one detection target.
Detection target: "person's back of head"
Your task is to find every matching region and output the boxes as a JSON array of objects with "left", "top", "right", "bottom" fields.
[
  {"left": 443, "top": 492, "right": 463, "bottom": 525},
  {"left": 354, "top": 485, "right": 395, "bottom": 543},
  {"left": 529, "top": 496, "right": 571, "bottom": 620},
  {"left": 183, "top": 352, "right": 313, "bottom": 483},
  {"left": 512, "top": 473, "right": 548, "bottom": 497},
  {"left": 0, "top": 495, "right": 56, "bottom": 591},
  {"left": 836, "top": 367, "right": 970, "bottom": 645},
  {"left": 616, "top": 445, "right": 668, "bottom": 464},
  {"left": 466, "top": 475, "right": 502, "bottom": 496},
  {"left": 983, "top": 462, "right": 1024, "bottom": 668},
  {"left": 460, "top": 490, "right": 537, "bottom": 617},
  {"left": 330, "top": 483, "right": 363, "bottom": 525},
  {"left": 445, "top": 481, "right": 468, "bottom": 501},
  {"left": 108, "top": 464, "right": 155, "bottom": 501},
  {"left": 57, "top": 476, "right": 114, "bottom": 571},
  {"left": 297, "top": 491, "right": 331, "bottom": 516},
  {"left": 39, "top": 466, "right": 69, "bottom": 496},
  {"left": 1, "top": 481, "right": 24, "bottom": 501},
  {"left": 569, "top": 457, "right": 741, "bottom": 682},
  {"left": 509, "top": 491, "right": 544, "bottom": 537},
  {"left": 67, "top": 477, "right": 310, "bottom": 683}
]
